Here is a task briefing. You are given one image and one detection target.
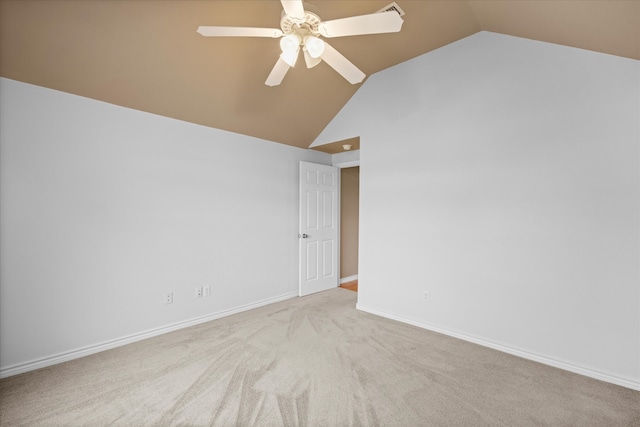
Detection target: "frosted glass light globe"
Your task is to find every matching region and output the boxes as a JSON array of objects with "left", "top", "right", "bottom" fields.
[{"left": 305, "top": 36, "right": 325, "bottom": 59}]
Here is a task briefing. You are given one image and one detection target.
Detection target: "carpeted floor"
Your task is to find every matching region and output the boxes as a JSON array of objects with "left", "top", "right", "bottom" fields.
[{"left": 1, "top": 288, "right": 638, "bottom": 426}]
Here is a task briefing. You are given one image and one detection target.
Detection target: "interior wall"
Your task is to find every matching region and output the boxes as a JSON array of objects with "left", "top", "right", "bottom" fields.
[
  {"left": 340, "top": 167, "right": 359, "bottom": 280},
  {"left": 0, "top": 78, "right": 330, "bottom": 374},
  {"left": 313, "top": 32, "right": 640, "bottom": 388}
]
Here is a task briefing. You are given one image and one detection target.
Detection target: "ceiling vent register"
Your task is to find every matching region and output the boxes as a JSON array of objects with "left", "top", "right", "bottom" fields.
[{"left": 377, "top": 2, "right": 406, "bottom": 17}]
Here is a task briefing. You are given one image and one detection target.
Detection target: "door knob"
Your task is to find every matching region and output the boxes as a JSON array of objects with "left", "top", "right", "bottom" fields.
[{"left": 300, "top": 233, "right": 309, "bottom": 238}]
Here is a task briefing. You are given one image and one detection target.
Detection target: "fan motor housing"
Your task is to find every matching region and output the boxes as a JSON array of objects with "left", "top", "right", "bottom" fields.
[{"left": 280, "top": 10, "right": 322, "bottom": 36}]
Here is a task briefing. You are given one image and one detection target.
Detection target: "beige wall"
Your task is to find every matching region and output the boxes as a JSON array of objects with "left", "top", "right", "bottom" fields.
[{"left": 340, "top": 167, "right": 359, "bottom": 279}]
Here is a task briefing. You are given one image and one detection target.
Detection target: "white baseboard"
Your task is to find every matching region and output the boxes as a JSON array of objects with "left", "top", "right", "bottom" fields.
[
  {"left": 0, "top": 291, "right": 299, "bottom": 379},
  {"left": 356, "top": 303, "right": 640, "bottom": 392},
  {"left": 340, "top": 275, "right": 358, "bottom": 284}
]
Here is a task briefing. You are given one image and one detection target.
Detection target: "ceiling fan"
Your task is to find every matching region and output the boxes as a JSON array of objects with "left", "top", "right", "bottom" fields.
[{"left": 197, "top": 0, "right": 404, "bottom": 86}]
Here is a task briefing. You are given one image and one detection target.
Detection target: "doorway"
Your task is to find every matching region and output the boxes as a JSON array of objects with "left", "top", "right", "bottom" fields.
[
  {"left": 305, "top": 139, "right": 361, "bottom": 295},
  {"left": 339, "top": 166, "right": 359, "bottom": 292}
]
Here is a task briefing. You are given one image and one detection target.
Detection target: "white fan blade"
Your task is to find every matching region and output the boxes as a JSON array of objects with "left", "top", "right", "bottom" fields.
[
  {"left": 321, "top": 42, "right": 365, "bottom": 84},
  {"left": 281, "top": 0, "right": 305, "bottom": 21},
  {"left": 265, "top": 57, "right": 291, "bottom": 86},
  {"left": 319, "top": 11, "right": 403, "bottom": 38},
  {"left": 197, "top": 26, "right": 283, "bottom": 38}
]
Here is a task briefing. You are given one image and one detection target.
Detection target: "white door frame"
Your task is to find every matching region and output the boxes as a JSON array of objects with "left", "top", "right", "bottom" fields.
[{"left": 333, "top": 160, "right": 360, "bottom": 169}]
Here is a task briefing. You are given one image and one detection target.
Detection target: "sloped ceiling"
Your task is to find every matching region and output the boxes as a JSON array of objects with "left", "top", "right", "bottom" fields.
[{"left": 1, "top": 1, "right": 638, "bottom": 149}]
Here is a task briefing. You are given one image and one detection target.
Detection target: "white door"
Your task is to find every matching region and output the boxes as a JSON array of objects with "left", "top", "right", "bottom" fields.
[{"left": 299, "top": 161, "right": 339, "bottom": 296}]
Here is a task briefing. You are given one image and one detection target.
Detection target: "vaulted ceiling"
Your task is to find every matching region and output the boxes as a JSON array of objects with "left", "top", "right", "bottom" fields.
[{"left": 1, "top": 1, "right": 638, "bottom": 149}]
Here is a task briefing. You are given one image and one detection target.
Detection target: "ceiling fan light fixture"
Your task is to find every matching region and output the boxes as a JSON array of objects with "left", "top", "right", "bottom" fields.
[
  {"left": 280, "top": 34, "right": 301, "bottom": 54},
  {"left": 280, "top": 50, "right": 299, "bottom": 67},
  {"left": 304, "top": 36, "right": 325, "bottom": 58},
  {"left": 303, "top": 49, "right": 322, "bottom": 68},
  {"left": 279, "top": 34, "right": 300, "bottom": 67}
]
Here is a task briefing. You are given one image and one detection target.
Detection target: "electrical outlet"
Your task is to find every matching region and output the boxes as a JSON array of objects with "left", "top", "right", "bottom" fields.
[
  {"left": 195, "top": 287, "right": 203, "bottom": 298},
  {"left": 423, "top": 291, "right": 431, "bottom": 302},
  {"left": 203, "top": 286, "right": 211, "bottom": 297},
  {"left": 164, "top": 292, "right": 173, "bottom": 304}
]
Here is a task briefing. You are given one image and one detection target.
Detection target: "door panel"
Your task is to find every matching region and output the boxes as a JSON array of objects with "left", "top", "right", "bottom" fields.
[
  {"left": 306, "top": 241, "right": 318, "bottom": 281},
  {"left": 299, "top": 161, "right": 339, "bottom": 296},
  {"left": 322, "top": 240, "right": 334, "bottom": 276}
]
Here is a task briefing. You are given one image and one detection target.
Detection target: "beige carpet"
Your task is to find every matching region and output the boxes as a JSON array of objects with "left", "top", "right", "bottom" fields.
[{"left": 1, "top": 288, "right": 638, "bottom": 426}]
